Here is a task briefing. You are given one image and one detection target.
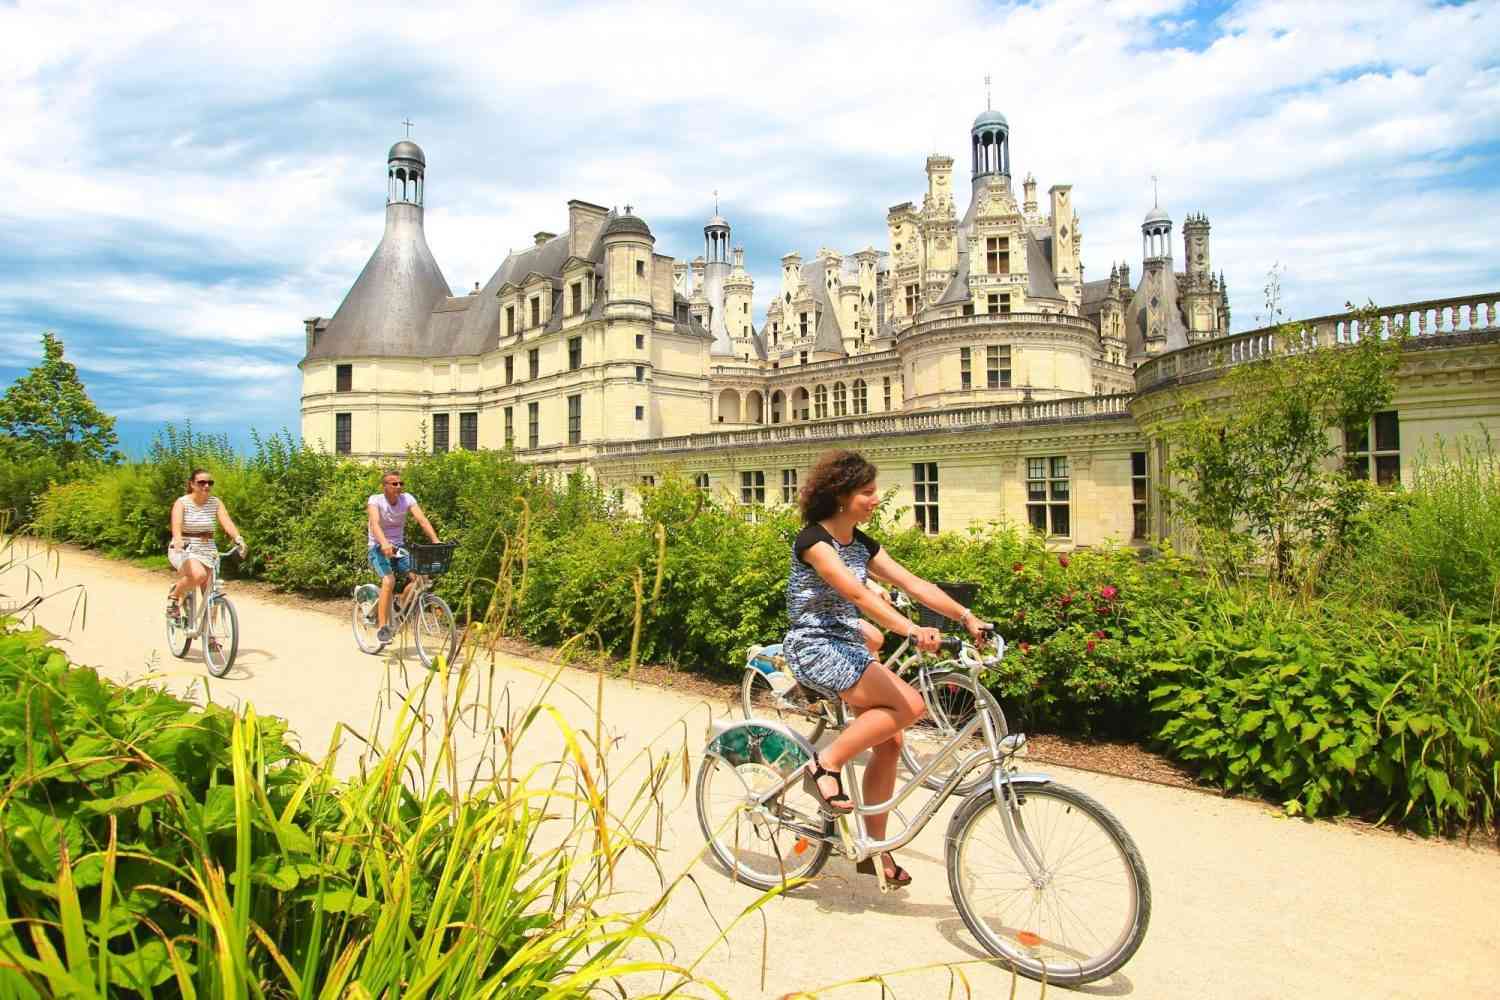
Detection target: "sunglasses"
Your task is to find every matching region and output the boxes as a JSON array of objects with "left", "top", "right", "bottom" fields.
[
  {"left": 385, "top": 481, "right": 403, "bottom": 487},
  {"left": 194, "top": 479, "right": 214, "bottom": 487}
]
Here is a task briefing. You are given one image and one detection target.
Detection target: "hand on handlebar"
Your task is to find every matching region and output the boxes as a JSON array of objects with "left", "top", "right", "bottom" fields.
[
  {"left": 964, "top": 615, "right": 994, "bottom": 643},
  {"left": 910, "top": 625, "right": 943, "bottom": 653},
  {"left": 381, "top": 542, "right": 395, "bottom": 558}
]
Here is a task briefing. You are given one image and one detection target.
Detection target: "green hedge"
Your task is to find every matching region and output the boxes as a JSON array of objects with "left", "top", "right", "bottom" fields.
[{"left": 23, "top": 431, "right": 1500, "bottom": 837}]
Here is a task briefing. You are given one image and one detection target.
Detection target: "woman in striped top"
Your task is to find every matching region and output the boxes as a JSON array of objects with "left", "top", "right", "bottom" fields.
[{"left": 167, "top": 468, "right": 246, "bottom": 620}]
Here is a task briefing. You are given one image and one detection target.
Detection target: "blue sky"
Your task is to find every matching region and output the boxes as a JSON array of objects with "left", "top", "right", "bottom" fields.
[{"left": 3, "top": 0, "right": 1498, "bottom": 454}]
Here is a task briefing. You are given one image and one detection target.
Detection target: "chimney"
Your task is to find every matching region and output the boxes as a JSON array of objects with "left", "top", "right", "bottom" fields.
[
  {"left": 566, "top": 199, "right": 610, "bottom": 257},
  {"left": 533, "top": 231, "right": 556, "bottom": 247}
]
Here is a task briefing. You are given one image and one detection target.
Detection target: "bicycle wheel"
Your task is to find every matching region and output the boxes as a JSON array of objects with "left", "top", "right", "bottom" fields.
[
  {"left": 415, "top": 593, "right": 456, "bottom": 669},
  {"left": 202, "top": 597, "right": 238, "bottom": 678},
  {"left": 166, "top": 591, "right": 194, "bottom": 658},
  {"left": 352, "top": 584, "right": 384, "bottom": 654},
  {"left": 740, "top": 668, "right": 828, "bottom": 744},
  {"left": 695, "top": 750, "right": 832, "bottom": 891},
  {"left": 946, "top": 782, "right": 1151, "bottom": 986},
  {"left": 900, "top": 670, "right": 1006, "bottom": 796}
]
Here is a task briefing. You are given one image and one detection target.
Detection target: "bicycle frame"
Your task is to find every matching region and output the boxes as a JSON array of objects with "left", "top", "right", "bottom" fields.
[
  {"left": 740, "top": 656, "right": 1054, "bottom": 885},
  {"left": 180, "top": 547, "right": 235, "bottom": 638}
]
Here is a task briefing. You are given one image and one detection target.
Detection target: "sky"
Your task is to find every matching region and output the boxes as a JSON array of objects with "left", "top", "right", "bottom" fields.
[{"left": 3, "top": 0, "right": 1498, "bottom": 454}]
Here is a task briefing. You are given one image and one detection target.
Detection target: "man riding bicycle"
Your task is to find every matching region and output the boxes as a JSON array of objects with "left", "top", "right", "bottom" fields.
[{"left": 367, "top": 470, "right": 440, "bottom": 644}]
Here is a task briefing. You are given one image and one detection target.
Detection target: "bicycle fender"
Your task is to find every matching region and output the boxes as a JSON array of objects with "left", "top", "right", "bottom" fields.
[
  {"left": 704, "top": 719, "right": 816, "bottom": 777},
  {"left": 943, "top": 771, "right": 1054, "bottom": 842}
]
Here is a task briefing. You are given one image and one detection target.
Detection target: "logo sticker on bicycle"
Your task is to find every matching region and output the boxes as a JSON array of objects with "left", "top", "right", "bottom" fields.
[{"left": 707, "top": 723, "right": 811, "bottom": 776}]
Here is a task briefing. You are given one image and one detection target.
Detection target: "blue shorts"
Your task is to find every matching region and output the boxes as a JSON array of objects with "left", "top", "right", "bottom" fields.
[{"left": 368, "top": 545, "right": 412, "bottom": 578}]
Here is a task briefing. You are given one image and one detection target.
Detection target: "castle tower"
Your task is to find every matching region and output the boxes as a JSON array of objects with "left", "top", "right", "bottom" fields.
[
  {"left": 1141, "top": 198, "right": 1175, "bottom": 353},
  {"left": 1022, "top": 173, "right": 1038, "bottom": 217},
  {"left": 306, "top": 137, "right": 451, "bottom": 360},
  {"left": 922, "top": 155, "right": 958, "bottom": 301},
  {"left": 725, "top": 246, "right": 757, "bottom": 359},
  {"left": 601, "top": 207, "right": 655, "bottom": 309},
  {"left": 702, "top": 207, "right": 734, "bottom": 355},
  {"left": 1182, "top": 212, "right": 1218, "bottom": 339},
  {"left": 1049, "top": 184, "right": 1079, "bottom": 310}
]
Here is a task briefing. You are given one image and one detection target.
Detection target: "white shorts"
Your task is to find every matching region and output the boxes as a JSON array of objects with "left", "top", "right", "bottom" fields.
[{"left": 168, "top": 544, "right": 217, "bottom": 572}]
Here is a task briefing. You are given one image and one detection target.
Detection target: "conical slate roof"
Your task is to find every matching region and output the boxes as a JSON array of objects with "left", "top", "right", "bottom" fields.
[{"left": 305, "top": 202, "right": 452, "bottom": 360}]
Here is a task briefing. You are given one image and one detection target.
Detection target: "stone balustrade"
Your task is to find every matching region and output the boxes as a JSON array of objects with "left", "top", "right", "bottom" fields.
[
  {"left": 1135, "top": 291, "right": 1500, "bottom": 394},
  {"left": 902, "top": 311, "right": 1100, "bottom": 342},
  {"left": 595, "top": 393, "right": 1133, "bottom": 457}
]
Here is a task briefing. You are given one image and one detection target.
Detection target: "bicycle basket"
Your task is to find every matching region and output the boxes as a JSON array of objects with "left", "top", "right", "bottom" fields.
[
  {"left": 916, "top": 581, "right": 979, "bottom": 630},
  {"left": 411, "top": 542, "right": 457, "bottom": 576}
]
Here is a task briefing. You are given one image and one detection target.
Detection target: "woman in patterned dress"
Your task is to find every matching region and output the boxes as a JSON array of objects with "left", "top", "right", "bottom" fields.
[
  {"left": 786, "top": 450, "right": 990, "bottom": 886},
  {"left": 166, "top": 468, "right": 245, "bottom": 620}
]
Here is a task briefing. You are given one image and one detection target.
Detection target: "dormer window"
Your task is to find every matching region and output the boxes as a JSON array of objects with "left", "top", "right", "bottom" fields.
[
  {"left": 505, "top": 305, "right": 515, "bottom": 336},
  {"left": 529, "top": 296, "right": 540, "bottom": 327}
]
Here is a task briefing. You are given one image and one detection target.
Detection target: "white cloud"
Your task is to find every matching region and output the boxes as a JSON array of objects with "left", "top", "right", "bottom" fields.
[{"left": 2, "top": 0, "right": 1497, "bottom": 440}]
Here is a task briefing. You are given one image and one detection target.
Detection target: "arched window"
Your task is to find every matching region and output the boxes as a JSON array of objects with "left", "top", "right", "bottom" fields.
[
  {"left": 833, "top": 382, "right": 847, "bottom": 417},
  {"left": 814, "top": 385, "right": 828, "bottom": 420},
  {"left": 852, "top": 379, "right": 868, "bottom": 415}
]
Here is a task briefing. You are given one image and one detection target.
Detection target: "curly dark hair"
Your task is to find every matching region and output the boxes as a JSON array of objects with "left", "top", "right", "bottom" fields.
[{"left": 798, "top": 450, "right": 878, "bottom": 523}]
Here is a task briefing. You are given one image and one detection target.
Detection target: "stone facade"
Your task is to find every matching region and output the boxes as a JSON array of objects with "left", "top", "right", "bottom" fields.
[{"left": 299, "top": 124, "right": 1500, "bottom": 550}]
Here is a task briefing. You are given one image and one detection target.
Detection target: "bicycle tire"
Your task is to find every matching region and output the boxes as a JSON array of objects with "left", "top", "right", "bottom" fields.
[
  {"left": 900, "top": 669, "right": 1006, "bottom": 796},
  {"left": 415, "top": 593, "right": 456, "bottom": 669},
  {"left": 166, "top": 591, "right": 194, "bottom": 658},
  {"left": 946, "top": 781, "right": 1151, "bottom": 986},
  {"left": 352, "top": 584, "right": 385, "bottom": 654},
  {"left": 695, "top": 752, "right": 832, "bottom": 891},
  {"left": 740, "top": 667, "right": 827, "bottom": 744},
  {"left": 202, "top": 597, "right": 238, "bottom": 678}
]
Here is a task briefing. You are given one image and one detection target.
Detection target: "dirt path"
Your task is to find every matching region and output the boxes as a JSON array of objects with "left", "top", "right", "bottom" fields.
[{"left": 3, "top": 542, "right": 1497, "bottom": 999}]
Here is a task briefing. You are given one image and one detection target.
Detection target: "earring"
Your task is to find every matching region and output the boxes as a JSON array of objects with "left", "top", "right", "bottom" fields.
[{"left": 839, "top": 504, "right": 845, "bottom": 512}]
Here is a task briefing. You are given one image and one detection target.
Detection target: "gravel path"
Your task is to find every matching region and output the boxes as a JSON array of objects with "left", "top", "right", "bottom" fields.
[{"left": 3, "top": 541, "right": 1497, "bottom": 999}]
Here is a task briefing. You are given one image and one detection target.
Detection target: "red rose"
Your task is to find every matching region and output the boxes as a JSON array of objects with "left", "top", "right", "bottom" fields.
[
  {"left": 1094, "top": 629, "right": 1106, "bottom": 639},
  {"left": 1087, "top": 640, "right": 1096, "bottom": 653},
  {"left": 1058, "top": 554, "right": 1070, "bottom": 568},
  {"left": 1059, "top": 592, "right": 1073, "bottom": 606},
  {"left": 1100, "top": 585, "right": 1118, "bottom": 600}
]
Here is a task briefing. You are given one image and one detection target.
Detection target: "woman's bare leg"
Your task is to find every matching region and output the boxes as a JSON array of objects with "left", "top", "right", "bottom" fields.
[{"left": 858, "top": 620, "right": 883, "bottom": 658}]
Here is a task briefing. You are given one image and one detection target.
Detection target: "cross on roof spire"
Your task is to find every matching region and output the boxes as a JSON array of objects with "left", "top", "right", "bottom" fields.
[
  {"left": 984, "top": 73, "right": 992, "bottom": 109},
  {"left": 713, "top": 190, "right": 719, "bottom": 215},
  {"left": 402, "top": 117, "right": 415, "bottom": 137},
  {"left": 1152, "top": 174, "right": 1159, "bottom": 208}
]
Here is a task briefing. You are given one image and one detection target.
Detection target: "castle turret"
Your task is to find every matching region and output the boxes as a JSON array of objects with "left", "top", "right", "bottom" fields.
[
  {"left": 1182, "top": 212, "right": 1219, "bottom": 339},
  {"left": 305, "top": 137, "right": 451, "bottom": 360},
  {"left": 970, "top": 108, "right": 1010, "bottom": 194},
  {"left": 702, "top": 209, "right": 734, "bottom": 356}
]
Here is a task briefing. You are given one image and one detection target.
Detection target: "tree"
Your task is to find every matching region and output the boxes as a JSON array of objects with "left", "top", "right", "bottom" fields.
[
  {"left": 0, "top": 332, "right": 121, "bottom": 466},
  {"left": 1163, "top": 301, "right": 1405, "bottom": 583}
]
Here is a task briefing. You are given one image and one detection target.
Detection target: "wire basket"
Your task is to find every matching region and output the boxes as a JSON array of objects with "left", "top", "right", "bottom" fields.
[
  {"left": 916, "top": 581, "right": 979, "bottom": 631},
  {"left": 411, "top": 542, "right": 457, "bottom": 576}
]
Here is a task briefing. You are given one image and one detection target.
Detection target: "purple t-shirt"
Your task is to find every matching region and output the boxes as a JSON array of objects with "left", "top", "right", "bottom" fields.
[{"left": 368, "top": 492, "right": 416, "bottom": 547}]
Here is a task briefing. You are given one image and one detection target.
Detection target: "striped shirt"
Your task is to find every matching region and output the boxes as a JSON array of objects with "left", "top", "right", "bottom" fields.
[{"left": 180, "top": 496, "right": 220, "bottom": 538}]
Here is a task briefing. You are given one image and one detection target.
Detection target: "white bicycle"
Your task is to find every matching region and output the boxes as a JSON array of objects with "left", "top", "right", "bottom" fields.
[
  {"left": 351, "top": 542, "right": 458, "bottom": 669},
  {"left": 165, "top": 544, "right": 242, "bottom": 678}
]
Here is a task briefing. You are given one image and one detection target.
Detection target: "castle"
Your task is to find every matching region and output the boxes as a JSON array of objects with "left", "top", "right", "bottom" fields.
[{"left": 300, "top": 113, "right": 1499, "bottom": 547}]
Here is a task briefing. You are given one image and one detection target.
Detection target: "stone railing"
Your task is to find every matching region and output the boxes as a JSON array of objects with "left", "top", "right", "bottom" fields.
[
  {"left": 902, "top": 311, "right": 1099, "bottom": 342},
  {"left": 594, "top": 393, "right": 1133, "bottom": 457},
  {"left": 1134, "top": 291, "right": 1500, "bottom": 393},
  {"left": 710, "top": 350, "right": 898, "bottom": 378}
]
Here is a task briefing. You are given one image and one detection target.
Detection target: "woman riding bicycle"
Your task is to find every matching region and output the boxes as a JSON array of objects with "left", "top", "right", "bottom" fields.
[
  {"left": 787, "top": 449, "right": 990, "bottom": 887},
  {"left": 167, "top": 468, "right": 245, "bottom": 621},
  {"left": 367, "top": 470, "right": 440, "bottom": 643}
]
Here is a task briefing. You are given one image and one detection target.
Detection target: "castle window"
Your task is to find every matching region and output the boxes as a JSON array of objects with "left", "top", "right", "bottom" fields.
[
  {"left": 568, "top": 336, "right": 582, "bottom": 371},
  {"left": 800, "top": 313, "right": 809, "bottom": 338},
  {"left": 336, "top": 364, "right": 352, "bottom": 392},
  {"left": 529, "top": 296, "right": 540, "bottom": 328},
  {"left": 636, "top": 260, "right": 645, "bottom": 278},
  {"left": 529, "top": 348, "right": 539, "bottom": 380},
  {"left": 905, "top": 284, "right": 920, "bottom": 316},
  {"left": 335, "top": 413, "right": 351, "bottom": 455},
  {"left": 833, "top": 382, "right": 847, "bottom": 417},
  {"left": 504, "top": 407, "right": 514, "bottom": 449},
  {"left": 1132, "top": 451, "right": 1149, "bottom": 540},
  {"left": 987, "top": 345, "right": 1012, "bottom": 389},
  {"left": 963, "top": 302, "right": 974, "bottom": 316},
  {"left": 505, "top": 305, "right": 515, "bottom": 337},
  {"left": 695, "top": 472, "right": 710, "bottom": 493},
  {"left": 635, "top": 365, "right": 645, "bottom": 382},
  {"left": 505, "top": 355, "right": 514, "bottom": 385},
  {"left": 740, "top": 470, "right": 766, "bottom": 505},
  {"left": 642, "top": 474, "right": 655, "bottom": 486},
  {"left": 987, "top": 294, "right": 999, "bottom": 315},
  {"left": 913, "top": 463, "right": 939, "bottom": 534},
  {"left": 986, "top": 237, "right": 1010, "bottom": 275},
  {"left": 1001, "top": 296, "right": 1012, "bottom": 315},
  {"left": 1345, "top": 410, "right": 1401, "bottom": 486},
  {"left": 1027, "top": 457, "right": 1071, "bottom": 537},
  {"left": 782, "top": 468, "right": 798, "bottom": 504},
  {"left": 636, "top": 334, "right": 645, "bottom": 349},
  {"left": 799, "top": 351, "right": 808, "bottom": 366},
  {"left": 567, "top": 395, "right": 581, "bottom": 445},
  {"left": 635, "top": 405, "right": 644, "bottom": 421},
  {"left": 814, "top": 385, "right": 828, "bottom": 419},
  {"left": 432, "top": 413, "right": 449, "bottom": 453},
  {"left": 527, "top": 402, "right": 539, "bottom": 449},
  {"left": 570, "top": 281, "right": 582, "bottom": 316},
  {"left": 883, "top": 376, "right": 892, "bottom": 411},
  {"left": 960, "top": 347, "right": 972, "bottom": 389},
  {"left": 460, "top": 412, "right": 478, "bottom": 451},
  {"left": 852, "top": 379, "right": 868, "bottom": 414}
]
